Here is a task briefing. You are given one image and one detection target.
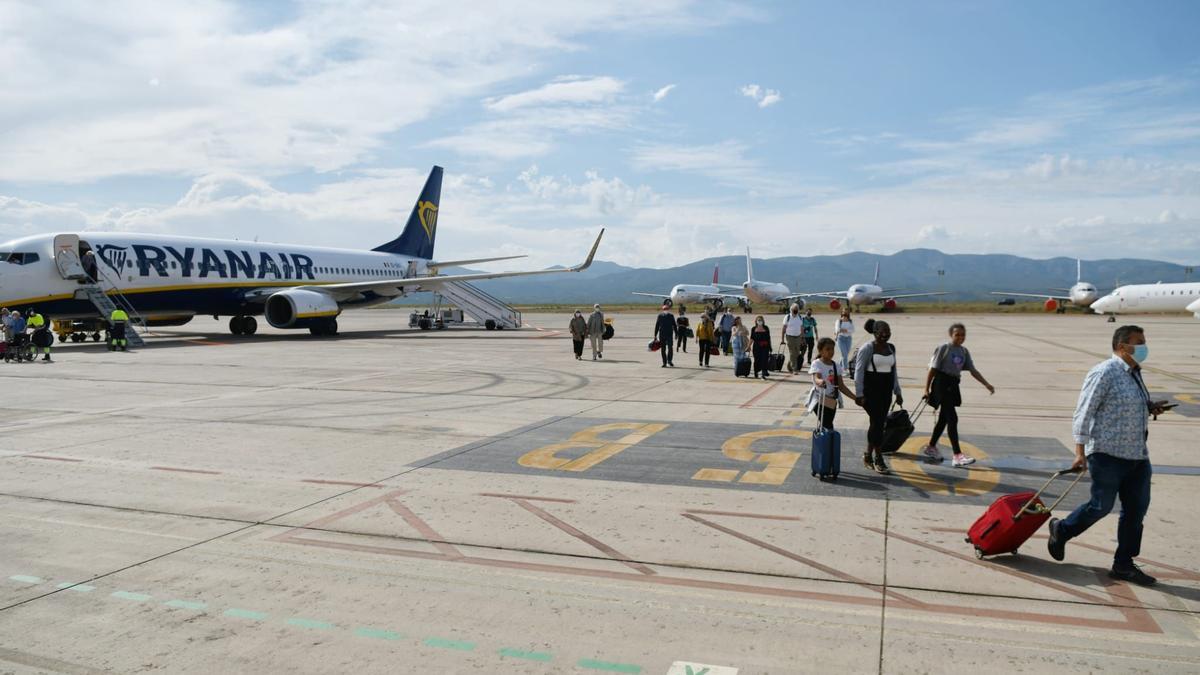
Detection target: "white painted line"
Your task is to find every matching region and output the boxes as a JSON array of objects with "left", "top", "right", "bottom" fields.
[
  {"left": 56, "top": 583, "right": 95, "bottom": 592},
  {"left": 8, "top": 575, "right": 43, "bottom": 584},
  {"left": 666, "top": 663, "right": 738, "bottom": 675}
]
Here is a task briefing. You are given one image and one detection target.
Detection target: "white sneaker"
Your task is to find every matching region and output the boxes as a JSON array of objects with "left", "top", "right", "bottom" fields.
[
  {"left": 952, "top": 454, "right": 976, "bottom": 467},
  {"left": 922, "top": 445, "right": 944, "bottom": 462}
]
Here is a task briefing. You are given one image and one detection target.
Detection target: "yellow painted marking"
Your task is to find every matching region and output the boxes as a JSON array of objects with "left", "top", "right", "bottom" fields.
[
  {"left": 1177, "top": 393, "right": 1199, "bottom": 405},
  {"left": 694, "top": 429, "right": 808, "bottom": 486},
  {"left": 518, "top": 423, "right": 670, "bottom": 472},
  {"left": 889, "top": 437, "right": 999, "bottom": 497}
]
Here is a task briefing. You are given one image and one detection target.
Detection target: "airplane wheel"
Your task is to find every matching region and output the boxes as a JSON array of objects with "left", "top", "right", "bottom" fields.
[
  {"left": 484, "top": 319, "right": 496, "bottom": 331},
  {"left": 242, "top": 317, "right": 258, "bottom": 335},
  {"left": 326, "top": 318, "right": 338, "bottom": 335},
  {"left": 229, "top": 316, "right": 245, "bottom": 335}
]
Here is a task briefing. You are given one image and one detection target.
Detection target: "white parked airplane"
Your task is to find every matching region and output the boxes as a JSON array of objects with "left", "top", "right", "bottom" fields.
[
  {"left": 0, "top": 166, "right": 604, "bottom": 336},
  {"left": 800, "top": 262, "right": 947, "bottom": 311},
  {"left": 1090, "top": 281, "right": 1200, "bottom": 319},
  {"left": 631, "top": 265, "right": 739, "bottom": 311},
  {"left": 990, "top": 259, "right": 1100, "bottom": 312},
  {"left": 714, "top": 248, "right": 806, "bottom": 312}
]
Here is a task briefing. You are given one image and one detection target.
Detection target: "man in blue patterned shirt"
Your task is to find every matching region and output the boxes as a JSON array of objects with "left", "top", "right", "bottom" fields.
[{"left": 1047, "top": 325, "right": 1168, "bottom": 586}]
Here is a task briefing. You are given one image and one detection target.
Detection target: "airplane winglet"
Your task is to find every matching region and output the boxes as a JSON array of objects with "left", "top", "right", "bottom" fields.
[{"left": 568, "top": 228, "right": 604, "bottom": 272}]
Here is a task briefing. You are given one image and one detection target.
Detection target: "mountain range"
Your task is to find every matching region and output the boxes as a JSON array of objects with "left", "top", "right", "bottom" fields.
[{"left": 441, "top": 249, "right": 1195, "bottom": 305}]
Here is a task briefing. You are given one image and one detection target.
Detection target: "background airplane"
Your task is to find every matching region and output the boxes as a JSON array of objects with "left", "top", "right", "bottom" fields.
[
  {"left": 0, "top": 166, "right": 603, "bottom": 337},
  {"left": 990, "top": 259, "right": 1100, "bottom": 312},
  {"left": 714, "top": 248, "right": 807, "bottom": 313},
  {"left": 631, "top": 265, "right": 740, "bottom": 311},
  {"left": 1090, "top": 281, "right": 1200, "bottom": 320},
  {"left": 800, "top": 262, "right": 947, "bottom": 311}
]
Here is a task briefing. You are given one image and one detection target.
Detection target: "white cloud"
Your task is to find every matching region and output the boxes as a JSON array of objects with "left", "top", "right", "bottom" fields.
[
  {"left": 0, "top": 1, "right": 731, "bottom": 182},
  {"left": 652, "top": 83, "right": 676, "bottom": 102},
  {"left": 917, "top": 225, "right": 950, "bottom": 242},
  {"left": 739, "top": 83, "right": 781, "bottom": 108},
  {"left": 485, "top": 76, "right": 625, "bottom": 112}
]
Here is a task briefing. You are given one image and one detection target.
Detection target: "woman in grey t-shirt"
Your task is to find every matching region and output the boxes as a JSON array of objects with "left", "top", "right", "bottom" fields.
[{"left": 922, "top": 323, "right": 995, "bottom": 467}]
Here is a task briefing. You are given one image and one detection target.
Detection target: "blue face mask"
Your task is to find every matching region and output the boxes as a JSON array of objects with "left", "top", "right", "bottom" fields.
[{"left": 1131, "top": 344, "right": 1149, "bottom": 363}]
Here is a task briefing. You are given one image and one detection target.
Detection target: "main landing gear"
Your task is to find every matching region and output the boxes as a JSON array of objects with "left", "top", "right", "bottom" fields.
[
  {"left": 229, "top": 315, "right": 258, "bottom": 336},
  {"left": 309, "top": 318, "right": 338, "bottom": 336}
]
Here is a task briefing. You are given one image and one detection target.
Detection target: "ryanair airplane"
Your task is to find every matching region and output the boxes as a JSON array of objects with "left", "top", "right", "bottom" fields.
[{"left": 0, "top": 166, "right": 603, "bottom": 336}]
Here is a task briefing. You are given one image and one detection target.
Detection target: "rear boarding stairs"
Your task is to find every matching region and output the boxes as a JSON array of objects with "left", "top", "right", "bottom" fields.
[
  {"left": 53, "top": 235, "right": 146, "bottom": 347},
  {"left": 433, "top": 280, "right": 523, "bottom": 330}
]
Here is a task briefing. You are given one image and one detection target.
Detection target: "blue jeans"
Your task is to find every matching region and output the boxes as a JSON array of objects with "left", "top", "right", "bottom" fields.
[
  {"left": 837, "top": 335, "right": 853, "bottom": 369},
  {"left": 1058, "top": 453, "right": 1152, "bottom": 568}
]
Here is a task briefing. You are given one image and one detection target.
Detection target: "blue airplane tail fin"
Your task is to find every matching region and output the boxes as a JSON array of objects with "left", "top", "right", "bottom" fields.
[{"left": 373, "top": 166, "right": 442, "bottom": 259}]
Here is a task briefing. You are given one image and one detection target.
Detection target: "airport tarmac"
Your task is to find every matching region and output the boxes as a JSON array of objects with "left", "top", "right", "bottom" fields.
[{"left": 0, "top": 310, "right": 1197, "bottom": 674}]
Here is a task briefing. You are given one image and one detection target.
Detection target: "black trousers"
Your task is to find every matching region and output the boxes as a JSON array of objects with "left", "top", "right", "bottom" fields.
[
  {"left": 572, "top": 339, "right": 584, "bottom": 357},
  {"left": 817, "top": 404, "right": 837, "bottom": 430},
  {"left": 698, "top": 339, "right": 712, "bottom": 366},
  {"left": 930, "top": 403, "right": 960, "bottom": 453},
  {"left": 801, "top": 336, "right": 815, "bottom": 364},
  {"left": 659, "top": 336, "right": 674, "bottom": 365}
]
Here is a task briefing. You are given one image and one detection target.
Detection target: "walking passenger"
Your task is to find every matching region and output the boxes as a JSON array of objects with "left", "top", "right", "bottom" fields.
[
  {"left": 808, "top": 337, "right": 857, "bottom": 430},
  {"left": 853, "top": 320, "right": 901, "bottom": 474},
  {"left": 800, "top": 308, "right": 818, "bottom": 366},
  {"left": 587, "top": 304, "right": 605, "bottom": 360},
  {"left": 1046, "top": 325, "right": 1167, "bottom": 587},
  {"left": 675, "top": 308, "right": 690, "bottom": 353},
  {"left": 569, "top": 310, "right": 587, "bottom": 361},
  {"left": 1, "top": 308, "right": 10, "bottom": 343},
  {"left": 922, "top": 323, "right": 995, "bottom": 467},
  {"left": 750, "top": 315, "right": 772, "bottom": 379},
  {"left": 718, "top": 308, "right": 734, "bottom": 355},
  {"left": 696, "top": 312, "right": 715, "bottom": 368},
  {"left": 781, "top": 304, "right": 805, "bottom": 373},
  {"left": 833, "top": 310, "right": 854, "bottom": 370},
  {"left": 654, "top": 305, "right": 676, "bottom": 368},
  {"left": 731, "top": 316, "right": 749, "bottom": 375}
]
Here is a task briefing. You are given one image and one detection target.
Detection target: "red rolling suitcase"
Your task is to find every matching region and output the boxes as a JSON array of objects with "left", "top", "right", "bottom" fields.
[{"left": 965, "top": 468, "right": 1085, "bottom": 559}]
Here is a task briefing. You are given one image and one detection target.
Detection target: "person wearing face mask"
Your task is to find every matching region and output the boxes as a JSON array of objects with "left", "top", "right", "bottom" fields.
[
  {"left": 922, "top": 323, "right": 995, "bottom": 467},
  {"left": 833, "top": 310, "right": 854, "bottom": 370},
  {"left": 568, "top": 310, "right": 588, "bottom": 361},
  {"left": 1046, "top": 325, "right": 1170, "bottom": 587},
  {"left": 853, "top": 319, "right": 901, "bottom": 474},
  {"left": 731, "top": 316, "right": 750, "bottom": 376},
  {"left": 653, "top": 304, "right": 677, "bottom": 368},
  {"left": 750, "top": 314, "right": 772, "bottom": 379},
  {"left": 800, "top": 308, "right": 819, "bottom": 367}
]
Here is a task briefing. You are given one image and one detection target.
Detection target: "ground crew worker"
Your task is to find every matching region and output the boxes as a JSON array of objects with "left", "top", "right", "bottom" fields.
[
  {"left": 109, "top": 308, "right": 129, "bottom": 351},
  {"left": 27, "top": 309, "right": 52, "bottom": 362}
]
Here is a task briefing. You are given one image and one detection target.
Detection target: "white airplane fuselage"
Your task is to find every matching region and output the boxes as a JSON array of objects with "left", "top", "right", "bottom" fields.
[
  {"left": 846, "top": 283, "right": 886, "bottom": 306},
  {"left": 0, "top": 232, "right": 431, "bottom": 320},
  {"left": 743, "top": 280, "right": 793, "bottom": 307},
  {"left": 668, "top": 283, "right": 723, "bottom": 307},
  {"left": 1066, "top": 281, "right": 1100, "bottom": 307},
  {"left": 1090, "top": 282, "right": 1200, "bottom": 317}
]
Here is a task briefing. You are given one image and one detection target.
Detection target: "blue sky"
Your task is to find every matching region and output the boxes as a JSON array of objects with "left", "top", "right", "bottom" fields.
[{"left": 1, "top": 0, "right": 1198, "bottom": 268}]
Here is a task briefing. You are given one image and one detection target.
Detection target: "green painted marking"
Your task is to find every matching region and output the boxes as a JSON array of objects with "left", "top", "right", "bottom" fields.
[
  {"left": 111, "top": 591, "right": 151, "bottom": 602},
  {"left": 9, "top": 575, "right": 43, "bottom": 584},
  {"left": 223, "top": 608, "right": 268, "bottom": 621},
  {"left": 56, "top": 583, "right": 95, "bottom": 592},
  {"left": 354, "top": 627, "right": 403, "bottom": 641},
  {"left": 578, "top": 658, "right": 642, "bottom": 673},
  {"left": 498, "top": 648, "right": 552, "bottom": 662},
  {"left": 423, "top": 637, "right": 475, "bottom": 651},
  {"left": 286, "top": 618, "right": 334, "bottom": 630},
  {"left": 164, "top": 599, "right": 206, "bottom": 611}
]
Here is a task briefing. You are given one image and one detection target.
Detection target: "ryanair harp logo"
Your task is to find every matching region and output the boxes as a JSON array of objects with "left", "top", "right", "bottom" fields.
[
  {"left": 417, "top": 200, "right": 438, "bottom": 241},
  {"left": 96, "top": 244, "right": 129, "bottom": 272}
]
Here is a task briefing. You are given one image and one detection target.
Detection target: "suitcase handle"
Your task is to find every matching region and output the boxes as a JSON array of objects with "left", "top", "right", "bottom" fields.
[{"left": 1014, "top": 467, "right": 1086, "bottom": 520}]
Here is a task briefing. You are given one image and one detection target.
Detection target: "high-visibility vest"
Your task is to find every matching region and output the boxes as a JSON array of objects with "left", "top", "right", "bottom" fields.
[
  {"left": 111, "top": 309, "right": 129, "bottom": 322},
  {"left": 28, "top": 313, "right": 44, "bottom": 328}
]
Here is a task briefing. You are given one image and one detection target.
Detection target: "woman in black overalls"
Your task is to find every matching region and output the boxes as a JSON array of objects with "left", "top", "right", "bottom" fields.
[{"left": 853, "top": 320, "right": 902, "bottom": 474}]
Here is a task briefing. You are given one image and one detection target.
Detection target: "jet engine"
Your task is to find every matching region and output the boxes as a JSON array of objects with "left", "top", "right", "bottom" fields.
[
  {"left": 883, "top": 299, "right": 897, "bottom": 310},
  {"left": 829, "top": 299, "right": 841, "bottom": 310},
  {"left": 265, "top": 289, "right": 341, "bottom": 329},
  {"left": 1044, "top": 299, "right": 1059, "bottom": 312}
]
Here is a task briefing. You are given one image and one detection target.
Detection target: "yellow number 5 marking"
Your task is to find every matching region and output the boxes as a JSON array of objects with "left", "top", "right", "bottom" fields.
[
  {"left": 693, "top": 429, "right": 808, "bottom": 486},
  {"left": 518, "top": 422, "right": 670, "bottom": 472},
  {"left": 889, "top": 436, "right": 999, "bottom": 496}
]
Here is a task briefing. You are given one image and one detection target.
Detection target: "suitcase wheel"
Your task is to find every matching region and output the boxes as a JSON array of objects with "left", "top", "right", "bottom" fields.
[
  {"left": 1011, "top": 549, "right": 1019, "bottom": 557},
  {"left": 974, "top": 546, "right": 985, "bottom": 560}
]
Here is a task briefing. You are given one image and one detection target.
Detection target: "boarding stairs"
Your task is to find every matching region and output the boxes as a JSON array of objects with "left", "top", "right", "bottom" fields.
[
  {"left": 434, "top": 281, "right": 523, "bottom": 330},
  {"left": 54, "top": 245, "right": 147, "bottom": 347},
  {"left": 77, "top": 284, "right": 146, "bottom": 347}
]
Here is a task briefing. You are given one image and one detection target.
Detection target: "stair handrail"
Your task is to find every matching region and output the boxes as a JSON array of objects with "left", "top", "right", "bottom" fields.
[{"left": 90, "top": 264, "right": 153, "bottom": 335}]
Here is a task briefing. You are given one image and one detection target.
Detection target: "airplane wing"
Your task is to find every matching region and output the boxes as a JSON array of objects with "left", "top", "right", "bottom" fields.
[
  {"left": 428, "top": 254, "right": 526, "bottom": 268},
  {"left": 290, "top": 229, "right": 603, "bottom": 301},
  {"left": 795, "top": 291, "right": 844, "bottom": 299},
  {"left": 631, "top": 291, "right": 669, "bottom": 298},
  {"left": 989, "top": 291, "right": 1071, "bottom": 301},
  {"left": 885, "top": 291, "right": 950, "bottom": 299}
]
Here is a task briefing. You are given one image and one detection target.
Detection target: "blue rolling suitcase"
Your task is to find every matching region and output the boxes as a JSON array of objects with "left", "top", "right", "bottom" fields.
[{"left": 810, "top": 399, "right": 840, "bottom": 480}]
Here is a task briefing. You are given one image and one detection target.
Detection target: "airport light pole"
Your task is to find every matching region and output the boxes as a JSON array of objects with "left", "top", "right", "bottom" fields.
[
  {"left": 1186, "top": 266, "right": 1194, "bottom": 283},
  {"left": 937, "top": 269, "right": 945, "bottom": 307}
]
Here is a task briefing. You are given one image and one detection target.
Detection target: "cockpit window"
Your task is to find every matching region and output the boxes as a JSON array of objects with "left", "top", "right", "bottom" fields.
[{"left": 0, "top": 252, "right": 40, "bottom": 265}]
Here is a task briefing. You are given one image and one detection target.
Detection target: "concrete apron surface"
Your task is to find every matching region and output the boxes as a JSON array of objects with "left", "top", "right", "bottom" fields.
[{"left": 0, "top": 311, "right": 1197, "bottom": 674}]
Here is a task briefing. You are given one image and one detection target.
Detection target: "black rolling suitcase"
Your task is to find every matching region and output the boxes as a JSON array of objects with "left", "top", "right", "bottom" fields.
[{"left": 735, "top": 357, "right": 751, "bottom": 377}]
